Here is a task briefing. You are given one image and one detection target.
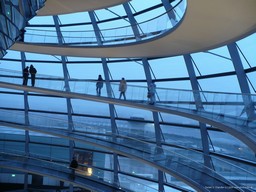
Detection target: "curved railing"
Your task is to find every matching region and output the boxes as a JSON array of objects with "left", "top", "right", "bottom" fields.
[
  {"left": 23, "top": 0, "right": 187, "bottom": 45},
  {"left": 0, "top": 150, "right": 159, "bottom": 192},
  {"left": 1, "top": 68, "right": 256, "bottom": 153},
  {"left": 0, "top": 151, "right": 131, "bottom": 192},
  {"left": 0, "top": 110, "right": 255, "bottom": 191},
  {"left": 0, "top": 68, "right": 256, "bottom": 155},
  {"left": 0, "top": 67, "right": 256, "bottom": 127},
  {"left": 1, "top": 68, "right": 256, "bottom": 156}
]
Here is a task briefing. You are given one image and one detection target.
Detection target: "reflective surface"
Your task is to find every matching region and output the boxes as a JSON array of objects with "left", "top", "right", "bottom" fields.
[
  {"left": 0, "top": 110, "right": 255, "bottom": 191},
  {"left": 1, "top": 0, "right": 256, "bottom": 191}
]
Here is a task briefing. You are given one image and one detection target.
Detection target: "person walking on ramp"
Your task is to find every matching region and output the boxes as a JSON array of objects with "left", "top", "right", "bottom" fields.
[
  {"left": 29, "top": 65, "right": 37, "bottom": 87},
  {"left": 22, "top": 66, "right": 29, "bottom": 85},
  {"left": 119, "top": 77, "right": 127, "bottom": 100},
  {"left": 96, "top": 74, "right": 104, "bottom": 96}
]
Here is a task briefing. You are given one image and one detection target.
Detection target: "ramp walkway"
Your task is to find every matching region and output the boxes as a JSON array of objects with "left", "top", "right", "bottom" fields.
[
  {"left": 0, "top": 118, "right": 255, "bottom": 192},
  {"left": 0, "top": 151, "right": 131, "bottom": 192},
  {"left": 0, "top": 69, "right": 256, "bottom": 153},
  {"left": 10, "top": 0, "right": 256, "bottom": 58}
]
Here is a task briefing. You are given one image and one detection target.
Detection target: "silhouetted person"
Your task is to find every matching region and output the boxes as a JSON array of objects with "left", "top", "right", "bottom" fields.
[
  {"left": 69, "top": 156, "right": 78, "bottom": 180},
  {"left": 29, "top": 65, "right": 37, "bottom": 86},
  {"left": 96, "top": 75, "right": 104, "bottom": 96},
  {"left": 148, "top": 82, "right": 156, "bottom": 105},
  {"left": 0, "top": 2, "right": 2, "bottom": 14},
  {"left": 19, "top": 28, "right": 26, "bottom": 42},
  {"left": 119, "top": 77, "right": 127, "bottom": 100},
  {"left": 22, "top": 66, "right": 29, "bottom": 85}
]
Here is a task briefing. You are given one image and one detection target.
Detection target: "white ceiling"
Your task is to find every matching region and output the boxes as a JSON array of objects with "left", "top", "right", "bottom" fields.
[
  {"left": 12, "top": 0, "right": 256, "bottom": 58},
  {"left": 37, "top": 0, "right": 130, "bottom": 16}
]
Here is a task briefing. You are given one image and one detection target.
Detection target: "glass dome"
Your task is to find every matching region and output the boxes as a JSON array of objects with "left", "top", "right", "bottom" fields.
[{"left": 0, "top": 0, "right": 256, "bottom": 191}]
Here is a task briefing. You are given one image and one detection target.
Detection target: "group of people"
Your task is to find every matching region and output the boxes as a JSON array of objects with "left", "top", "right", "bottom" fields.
[
  {"left": 22, "top": 69, "right": 155, "bottom": 103},
  {"left": 96, "top": 74, "right": 156, "bottom": 104},
  {"left": 96, "top": 75, "right": 127, "bottom": 100},
  {"left": 22, "top": 64, "right": 37, "bottom": 86}
]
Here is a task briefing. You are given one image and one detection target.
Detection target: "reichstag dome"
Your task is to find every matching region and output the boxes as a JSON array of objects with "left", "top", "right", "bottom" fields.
[{"left": 0, "top": 0, "right": 256, "bottom": 191}]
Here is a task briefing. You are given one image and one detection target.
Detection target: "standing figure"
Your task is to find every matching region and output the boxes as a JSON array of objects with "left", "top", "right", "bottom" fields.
[
  {"left": 29, "top": 64, "right": 37, "bottom": 87},
  {"left": 96, "top": 75, "right": 104, "bottom": 96},
  {"left": 119, "top": 77, "right": 127, "bottom": 100},
  {"left": 19, "top": 28, "right": 26, "bottom": 42},
  {"left": 148, "top": 82, "right": 156, "bottom": 105},
  {"left": 22, "top": 66, "right": 29, "bottom": 85},
  {"left": 69, "top": 156, "right": 78, "bottom": 180}
]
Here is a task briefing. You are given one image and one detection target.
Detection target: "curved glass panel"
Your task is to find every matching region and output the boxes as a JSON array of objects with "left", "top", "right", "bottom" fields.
[
  {"left": 1, "top": 0, "right": 256, "bottom": 191},
  {"left": 0, "top": 110, "right": 255, "bottom": 190},
  {"left": 23, "top": 0, "right": 186, "bottom": 45}
]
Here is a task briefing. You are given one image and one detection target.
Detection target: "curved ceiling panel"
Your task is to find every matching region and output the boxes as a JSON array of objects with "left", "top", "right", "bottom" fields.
[
  {"left": 37, "top": 0, "right": 130, "bottom": 16},
  {"left": 12, "top": 0, "right": 256, "bottom": 58}
]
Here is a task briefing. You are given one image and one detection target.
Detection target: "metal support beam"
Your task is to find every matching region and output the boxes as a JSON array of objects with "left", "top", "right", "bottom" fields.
[
  {"left": 89, "top": 11, "right": 120, "bottom": 186},
  {"left": 123, "top": 3, "right": 165, "bottom": 190},
  {"left": 142, "top": 58, "right": 164, "bottom": 192},
  {"left": 53, "top": 17, "right": 74, "bottom": 128},
  {"left": 184, "top": 54, "right": 212, "bottom": 169},
  {"left": 21, "top": 51, "right": 29, "bottom": 191},
  {"left": 161, "top": 0, "right": 177, "bottom": 26},
  {"left": 123, "top": 3, "right": 141, "bottom": 41},
  {"left": 227, "top": 43, "right": 255, "bottom": 121},
  {"left": 53, "top": 15, "right": 75, "bottom": 192}
]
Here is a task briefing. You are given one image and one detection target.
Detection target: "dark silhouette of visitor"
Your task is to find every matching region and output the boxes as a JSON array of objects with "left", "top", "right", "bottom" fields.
[
  {"left": 96, "top": 74, "right": 104, "bottom": 96},
  {"left": 69, "top": 156, "right": 78, "bottom": 180},
  {"left": 19, "top": 28, "right": 26, "bottom": 42},
  {"left": 22, "top": 66, "right": 29, "bottom": 85},
  {"left": 119, "top": 77, "right": 127, "bottom": 100},
  {"left": 0, "top": 2, "right": 3, "bottom": 14},
  {"left": 29, "top": 65, "right": 37, "bottom": 87},
  {"left": 148, "top": 82, "right": 156, "bottom": 105}
]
